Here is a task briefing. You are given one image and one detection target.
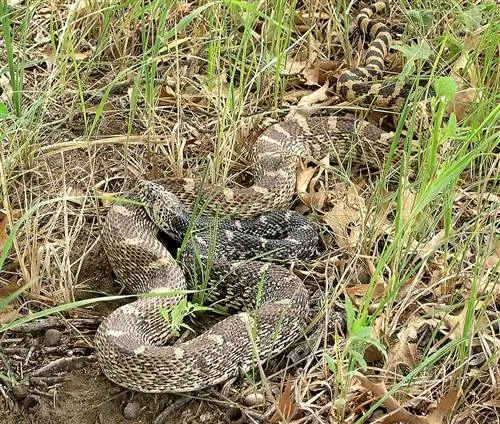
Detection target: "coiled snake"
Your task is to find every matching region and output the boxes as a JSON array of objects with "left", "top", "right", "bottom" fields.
[{"left": 96, "top": 0, "right": 411, "bottom": 393}]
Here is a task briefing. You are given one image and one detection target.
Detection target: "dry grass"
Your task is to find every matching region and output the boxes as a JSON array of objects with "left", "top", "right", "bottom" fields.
[{"left": 0, "top": 0, "right": 499, "bottom": 423}]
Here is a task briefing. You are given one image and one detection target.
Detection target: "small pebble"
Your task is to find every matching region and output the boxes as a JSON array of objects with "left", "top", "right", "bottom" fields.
[
  {"left": 243, "top": 393, "right": 265, "bottom": 407},
  {"left": 44, "top": 329, "right": 62, "bottom": 346},
  {"left": 123, "top": 401, "right": 141, "bottom": 420}
]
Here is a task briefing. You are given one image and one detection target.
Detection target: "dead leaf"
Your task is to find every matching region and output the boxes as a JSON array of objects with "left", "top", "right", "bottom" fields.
[
  {"left": 296, "top": 82, "right": 329, "bottom": 108},
  {"left": 405, "top": 316, "right": 441, "bottom": 340},
  {"left": 323, "top": 202, "right": 362, "bottom": 249},
  {"left": 73, "top": 52, "right": 90, "bottom": 61},
  {"left": 446, "top": 88, "right": 478, "bottom": 121},
  {"left": 0, "top": 74, "right": 13, "bottom": 103},
  {"left": 421, "top": 301, "right": 489, "bottom": 343},
  {"left": 295, "top": 161, "right": 316, "bottom": 195},
  {"left": 0, "top": 279, "right": 22, "bottom": 299},
  {"left": 410, "top": 229, "right": 446, "bottom": 260},
  {"left": 0, "top": 210, "right": 8, "bottom": 249},
  {"left": 295, "top": 11, "right": 331, "bottom": 22},
  {"left": 364, "top": 315, "right": 386, "bottom": 363},
  {"left": 387, "top": 339, "right": 419, "bottom": 376},
  {"left": 427, "top": 390, "right": 460, "bottom": 424},
  {"left": 302, "top": 62, "right": 321, "bottom": 86},
  {"left": 301, "top": 60, "right": 343, "bottom": 86},
  {"left": 357, "top": 376, "right": 460, "bottom": 424},
  {"left": 484, "top": 237, "right": 500, "bottom": 270},
  {"left": 283, "top": 89, "right": 315, "bottom": 104},
  {"left": 281, "top": 56, "right": 311, "bottom": 76},
  {"left": 402, "top": 189, "right": 416, "bottom": 221},
  {"left": 296, "top": 156, "right": 329, "bottom": 211},
  {"left": 0, "top": 304, "right": 21, "bottom": 325},
  {"left": 271, "top": 380, "right": 296, "bottom": 423},
  {"left": 346, "top": 283, "right": 387, "bottom": 306},
  {"left": 0, "top": 209, "right": 21, "bottom": 251}
]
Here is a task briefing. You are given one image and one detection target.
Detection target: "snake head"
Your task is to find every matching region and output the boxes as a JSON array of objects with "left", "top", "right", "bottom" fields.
[{"left": 138, "top": 180, "right": 190, "bottom": 242}]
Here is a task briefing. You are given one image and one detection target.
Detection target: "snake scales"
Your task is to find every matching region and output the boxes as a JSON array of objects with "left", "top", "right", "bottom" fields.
[{"left": 96, "top": 0, "right": 411, "bottom": 393}]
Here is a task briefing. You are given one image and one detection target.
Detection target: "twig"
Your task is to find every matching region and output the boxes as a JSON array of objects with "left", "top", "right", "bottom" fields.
[
  {"left": 31, "top": 355, "right": 96, "bottom": 377},
  {"left": 153, "top": 397, "right": 191, "bottom": 424}
]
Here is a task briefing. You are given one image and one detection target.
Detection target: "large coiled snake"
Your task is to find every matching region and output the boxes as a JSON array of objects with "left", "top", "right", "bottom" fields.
[{"left": 96, "top": 0, "right": 411, "bottom": 393}]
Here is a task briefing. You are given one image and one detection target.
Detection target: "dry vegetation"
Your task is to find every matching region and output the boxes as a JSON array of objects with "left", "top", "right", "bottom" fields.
[{"left": 0, "top": 0, "right": 499, "bottom": 423}]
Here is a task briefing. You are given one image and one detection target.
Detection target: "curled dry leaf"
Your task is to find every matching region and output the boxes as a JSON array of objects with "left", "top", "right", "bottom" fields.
[
  {"left": 296, "top": 160, "right": 317, "bottom": 195},
  {"left": 387, "top": 340, "right": 419, "bottom": 377},
  {"left": 296, "top": 82, "right": 329, "bottom": 109},
  {"left": 346, "top": 283, "right": 387, "bottom": 308},
  {"left": 484, "top": 237, "right": 500, "bottom": 270},
  {"left": 0, "top": 279, "right": 22, "bottom": 300},
  {"left": 410, "top": 229, "right": 446, "bottom": 260},
  {"left": 446, "top": 88, "right": 478, "bottom": 122},
  {"left": 402, "top": 188, "right": 417, "bottom": 221},
  {"left": 285, "top": 83, "right": 331, "bottom": 121},
  {"left": 363, "top": 314, "right": 386, "bottom": 363},
  {"left": 323, "top": 201, "right": 362, "bottom": 249},
  {"left": 270, "top": 380, "right": 296, "bottom": 423},
  {"left": 0, "top": 209, "right": 22, "bottom": 251},
  {"left": 0, "top": 74, "right": 13, "bottom": 103},
  {"left": 404, "top": 316, "right": 442, "bottom": 341},
  {"left": 283, "top": 89, "right": 316, "bottom": 104},
  {"left": 296, "top": 156, "right": 329, "bottom": 211},
  {"left": 323, "top": 184, "right": 365, "bottom": 250},
  {"left": 302, "top": 60, "right": 344, "bottom": 86},
  {"left": 281, "top": 51, "right": 317, "bottom": 76},
  {"left": 421, "top": 301, "right": 490, "bottom": 343},
  {"left": 356, "top": 375, "right": 460, "bottom": 424}
]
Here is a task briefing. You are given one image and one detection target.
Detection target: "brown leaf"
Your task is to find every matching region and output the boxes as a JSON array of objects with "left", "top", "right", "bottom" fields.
[
  {"left": 405, "top": 316, "right": 441, "bottom": 340},
  {"left": 363, "top": 315, "right": 385, "bottom": 363},
  {"left": 295, "top": 161, "right": 316, "bottom": 194},
  {"left": 387, "top": 339, "right": 419, "bottom": 376},
  {"left": 323, "top": 186, "right": 366, "bottom": 249},
  {"left": 271, "top": 380, "right": 296, "bottom": 423},
  {"left": 295, "top": 82, "right": 329, "bottom": 109},
  {"left": 0, "top": 304, "right": 21, "bottom": 325},
  {"left": 0, "top": 280, "right": 22, "bottom": 300},
  {"left": 73, "top": 52, "right": 90, "bottom": 61},
  {"left": 346, "top": 283, "right": 387, "bottom": 306},
  {"left": 0, "top": 210, "right": 8, "bottom": 249},
  {"left": 484, "top": 238, "right": 500, "bottom": 269},
  {"left": 357, "top": 376, "right": 426, "bottom": 424},
  {"left": 296, "top": 156, "right": 329, "bottom": 211},
  {"left": 410, "top": 229, "right": 446, "bottom": 260},
  {"left": 281, "top": 54, "right": 313, "bottom": 76},
  {"left": 283, "top": 89, "right": 315, "bottom": 104},
  {"left": 446, "top": 88, "right": 478, "bottom": 121},
  {"left": 302, "top": 60, "right": 343, "bottom": 86},
  {"left": 302, "top": 62, "right": 320, "bottom": 86},
  {"left": 402, "top": 189, "right": 416, "bottom": 221},
  {"left": 427, "top": 390, "right": 460, "bottom": 424},
  {"left": 357, "top": 376, "right": 459, "bottom": 424}
]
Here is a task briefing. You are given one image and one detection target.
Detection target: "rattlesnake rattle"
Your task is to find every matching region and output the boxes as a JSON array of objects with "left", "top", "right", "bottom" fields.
[{"left": 96, "top": 0, "right": 413, "bottom": 393}]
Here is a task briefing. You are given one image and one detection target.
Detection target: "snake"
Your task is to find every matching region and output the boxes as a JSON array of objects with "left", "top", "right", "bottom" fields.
[{"left": 95, "top": 0, "right": 413, "bottom": 393}]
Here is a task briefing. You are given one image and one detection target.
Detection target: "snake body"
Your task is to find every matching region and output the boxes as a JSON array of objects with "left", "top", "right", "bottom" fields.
[
  {"left": 96, "top": 182, "right": 317, "bottom": 392},
  {"left": 96, "top": 1, "right": 412, "bottom": 393}
]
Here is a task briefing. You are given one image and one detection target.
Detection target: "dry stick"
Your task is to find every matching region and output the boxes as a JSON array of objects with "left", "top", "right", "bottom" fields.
[
  {"left": 38, "top": 136, "right": 172, "bottom": 154},
  {"left": 153, "top": 397, "right": 192, "bottom": 424},
  {"left": 30, "top": 355, "right": 96, "bottom": 377}
]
